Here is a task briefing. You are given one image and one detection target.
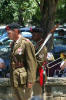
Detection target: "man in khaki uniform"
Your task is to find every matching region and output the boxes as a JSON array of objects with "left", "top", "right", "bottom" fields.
[
  {"left": 31, "top": 27, "right": 47, "bottom": 96},
  {"left": 6, "top": 23, "right": 37, "bottom": 100}
]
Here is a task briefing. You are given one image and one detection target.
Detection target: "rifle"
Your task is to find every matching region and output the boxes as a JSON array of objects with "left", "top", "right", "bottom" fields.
[{"left": 35, "top": 24, "right": 59, "bottom": 56}]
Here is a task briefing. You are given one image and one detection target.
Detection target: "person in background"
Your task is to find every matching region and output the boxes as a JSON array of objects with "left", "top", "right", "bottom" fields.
[
  {"left": 31, "top": 27, "right": 47, "bottom": 96},
  {"left": 58, "top": 29, "right": 64, "bottom": 36}
]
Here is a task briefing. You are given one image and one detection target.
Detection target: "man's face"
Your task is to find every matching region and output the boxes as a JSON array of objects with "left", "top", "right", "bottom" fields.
[
  {"left": 32, "top": 32, "right": 40, "bottom": 42},
  {"left": 7, "top": 29, "right": 18, "bottom": 40},
  {"left": 7, "top": 30, "right": 15, "bottom": 40}
]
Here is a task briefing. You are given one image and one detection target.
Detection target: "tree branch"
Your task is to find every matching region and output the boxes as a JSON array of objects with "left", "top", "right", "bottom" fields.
[
  {"left": 35, "top": 0, "right": 40, "bottom": 7},
  {"left": 40, "top": 0, "right": 44, "bottom": 12}
]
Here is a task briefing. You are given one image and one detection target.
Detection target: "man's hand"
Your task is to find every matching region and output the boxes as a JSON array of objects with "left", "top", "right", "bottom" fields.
[{"left": 27, "top": 83, "right": 33, "bottom": 88}]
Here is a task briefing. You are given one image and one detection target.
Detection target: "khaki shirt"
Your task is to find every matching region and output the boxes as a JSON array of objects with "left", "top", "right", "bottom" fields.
[{"left": 10, "top": 36, "right": 37, "bottom": 87}]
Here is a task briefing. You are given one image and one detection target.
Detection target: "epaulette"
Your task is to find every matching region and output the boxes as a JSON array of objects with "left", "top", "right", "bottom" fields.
[
  {"left": 26, "top": 39, "right": 30, "bottom": 42},
  {"left": 21, "top": 37, "right": 31, "bottom": 44}
]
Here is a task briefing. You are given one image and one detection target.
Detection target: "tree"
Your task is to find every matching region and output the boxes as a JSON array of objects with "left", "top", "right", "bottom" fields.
[
  {"left": 0, "top": 0, "right": 15, "bottom": 24},
  {"left": 0, "top": 0, "right": 65, "bottom": 32},
  {"left": 56, "top": 0, "right": 66, "bottom": 24},
  {"left": 35, "top": 0, "right": 59, "bottom": 37}
]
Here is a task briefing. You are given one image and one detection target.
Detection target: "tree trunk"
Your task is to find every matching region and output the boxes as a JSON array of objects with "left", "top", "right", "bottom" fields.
[
  {"left": 40, "top": 0, "right": 59, "bottom": 37},
  {"left": 40, "top": 0, "right": 59, "bottom": 51}
]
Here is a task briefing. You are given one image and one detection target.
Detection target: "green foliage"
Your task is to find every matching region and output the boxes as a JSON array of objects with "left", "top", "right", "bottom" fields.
[
  {"left": 0, "top": 0, "right": 15, "bottom": 24},
  {"left": 0, "top": 0, "right": 66, "bottom": 25},
  {"left": 56, "top": 0, "right": 66, "bottom": 24},
  {"left": 31, "top": 7, "right": 41, "bottom": 26},
  {"left": 0, "top": 0, "right": 39, "bottom": 25}
]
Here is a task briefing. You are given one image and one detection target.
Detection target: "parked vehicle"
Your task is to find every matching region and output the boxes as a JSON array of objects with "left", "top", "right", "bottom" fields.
[
  {"left": 0, "top": 26, "right": 6, "bottom": 36},
  {"left": 52, "top": 30, "right": 66, "bottom": 59},
  {"left": 21, "top": 32, "right": 32, "bottom": 39},
  {"left": 20, "top": 27, "right": 31, "bottom": 32},
  {"left": 0, "top": 37, "right": 12, "bottom": 77},
  {"left": 20, "top": 26, "right": 35, "bottom": 32}
]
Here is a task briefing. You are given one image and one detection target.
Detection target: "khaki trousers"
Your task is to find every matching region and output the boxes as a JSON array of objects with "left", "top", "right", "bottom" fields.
[
  {"left": 33, "top": 82, "right": 42, "bottom": 96},
  {"left": 12, "top": 86, "right": 33, "bottom": 100}
]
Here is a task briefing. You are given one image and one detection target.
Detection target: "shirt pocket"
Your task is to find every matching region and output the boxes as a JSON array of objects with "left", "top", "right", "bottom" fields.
[
  {"left": 13, "top": 68, "right": 27, "bottom": 87},
  {"left": 19, "top": 68, "right": 27, "bottom": 85},
  {"left": 19, "top": 71, "right": 27, "bottom": 85}
]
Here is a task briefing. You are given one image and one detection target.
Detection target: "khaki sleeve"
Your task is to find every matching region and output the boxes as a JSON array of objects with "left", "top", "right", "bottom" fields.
[{"left": 25, "top": 41, "right": 37, "bottom": 83}]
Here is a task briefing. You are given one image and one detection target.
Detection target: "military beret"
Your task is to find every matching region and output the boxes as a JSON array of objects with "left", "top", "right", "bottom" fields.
[
  {"left": 31, "top": 27, "right": 43, "bottom": 34},
  {"left": 6, "top": 22, "right": 20, "bottom": 30}
]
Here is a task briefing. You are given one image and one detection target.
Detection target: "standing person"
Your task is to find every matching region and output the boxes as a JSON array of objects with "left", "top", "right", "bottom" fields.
[
  {"left": 6, "top": 23, "right": 37, "bottom": 100},
  {"left": 31, "top": 27, "right": 47, "bottom": 96}
]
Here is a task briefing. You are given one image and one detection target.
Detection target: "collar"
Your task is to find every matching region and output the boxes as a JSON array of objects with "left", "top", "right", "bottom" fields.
[{"left": 15, "top": 35, "right": 22, "bottom": 44}]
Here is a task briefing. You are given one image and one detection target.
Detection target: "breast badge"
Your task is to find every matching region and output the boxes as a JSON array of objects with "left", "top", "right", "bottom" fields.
[{"left": 17, "top": 48, "right": 22, "bottom": 55}]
